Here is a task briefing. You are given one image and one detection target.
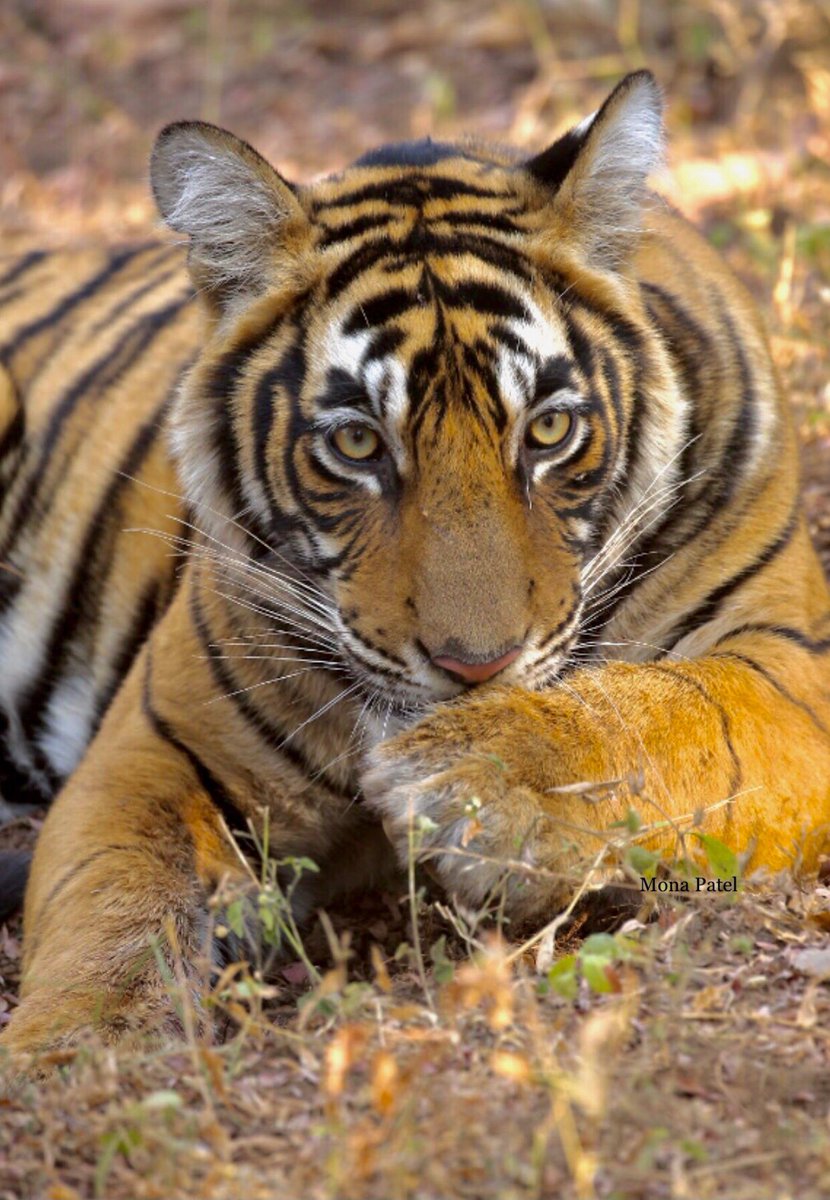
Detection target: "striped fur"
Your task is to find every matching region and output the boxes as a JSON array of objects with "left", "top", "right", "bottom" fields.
[{"left": 2, "top": 71, "right": 830, "bottom": 1055}]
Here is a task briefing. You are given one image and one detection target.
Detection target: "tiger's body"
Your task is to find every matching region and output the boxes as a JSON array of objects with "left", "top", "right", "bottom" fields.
[{"left": 2, "top": 72, "right": 830, "bottom": 1057}]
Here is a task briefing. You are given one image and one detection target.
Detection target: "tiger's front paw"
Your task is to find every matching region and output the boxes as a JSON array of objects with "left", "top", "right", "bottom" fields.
[{"left": 360, "top": 695, "right": 572, "bottom": 917}]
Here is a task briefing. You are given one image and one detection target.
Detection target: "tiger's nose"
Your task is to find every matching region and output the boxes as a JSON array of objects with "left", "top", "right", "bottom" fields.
[{"left": 431, "top": 645, "right": 522, "bottom": 684}]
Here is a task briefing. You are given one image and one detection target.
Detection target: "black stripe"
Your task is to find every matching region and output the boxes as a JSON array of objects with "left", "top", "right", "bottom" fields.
[
  {"left": 207, "top": 309, "right": 304, "bottom": 536},
  {"left": 326, "top": 241, "right": 394, "bottom": 302},
  {"left": 343, "top": 287, "right": 417, "bottom": 333},
  {"left": 537, "top": 587, "right": 581, "bottom": 651},
  {"left": 712, "top": 623, "right": 830, "bottom": 655},
  {"left": 660, "top": 509, "right": 799, "bottom": 654},
  {"left": 0, "top": 708, "right": 57, "bottom": 802},
  {"left": 189, "top": 582, "right": 350, "bottom": 792},
  {"left": 0, "top": 294, "right": 191, "bottom": 585},
  {"left": 713, "top": 303, "right": 758, "bottom": 511},
  {"left": 364, "top": 326, "right": 406, "bottom": 364},
  {"left": 386, "top": 233, "right": 533, "bottom": 283},
  {"left": 344, "top": 637, "right": 409, "bottom": 685},
  {"left": 319, "top": 213, "right": 396, "bottom": 246},
  {"left": 0, "top": 245, "right": 151, "bottom": 358},
  {"left": 489, "top": 320, "right": 534, "bottom": 363},
  {"left": 91, "top": 577, "right": 173, "bottom": 737},
  {"left": 17, "top": 391, "right": 175, "bottom": 743},
  {"left": 88, "top": 253, "right": 184, "bottom": 334},
  {"left": 327, "top": 232, "right": 532, "bottom": 302},
  {"left": 37, "top": 846, "right": 135, "bottom": 920},
  {"left": 314, "top": 175, "right": 512, "bottom": 212},
  {"left": 0, "top": 400, "right": 24, "bottom": 469},
  {"left": 141, "top": 649, "right": 250, "bottom": 839},
  {"left": 433, "top": 278, "right": 530, "bottom": 322},
  {"left": 711, "top": 650, "right": 829, "bottom": 735},
  {"left": 347, "top": 623, "right": 407, "bottom": 669},
  {"left": 434, "top": 210, "right": 524, "bottom": 235},
  {"left": 251, "top": 334, "right": 306, "bottom": 544},
  {"left": 0, "top": 250, "right": 47, "bottom": 291},
  {"left": 649, "top": 663, "right": 742, "bottom": 797},
  {"left": 597, "top": 346, "right": 624, "bottom": 437},
  {"left": 613, "top": 284, "right": 763, "bottom": 595},
  {"left": 306, "top": 452, "right": 362, "bottom": 496},
  {"left": 595, "top": 283, "right": 702, "bottom": 603}
]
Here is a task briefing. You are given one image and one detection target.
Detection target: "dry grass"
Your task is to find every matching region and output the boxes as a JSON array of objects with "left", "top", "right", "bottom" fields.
[
  {"left": 2, "top": 1, "right": 830, "bottom": 1196},
  {"left": 4, "top": 870, "right": 830, "bottom": 1199}
]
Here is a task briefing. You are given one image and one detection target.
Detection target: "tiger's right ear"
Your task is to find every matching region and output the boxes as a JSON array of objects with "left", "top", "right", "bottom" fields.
[
  {"left": 150, "top": 121, "right": 310, "bottom": 307},
  {"left": 525, "top": 71, "right": 663, "bottom": 269}
]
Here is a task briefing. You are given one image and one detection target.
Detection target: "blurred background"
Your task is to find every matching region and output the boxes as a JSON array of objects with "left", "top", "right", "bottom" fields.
[{"left": 1, "top": 0, "right": 829, "bottom": 542}]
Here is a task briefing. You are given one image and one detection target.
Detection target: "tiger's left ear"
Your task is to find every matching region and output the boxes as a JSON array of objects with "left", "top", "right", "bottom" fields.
[
  {"left": 526, "top": 71, "right": 663, "bottom": 269},
  {"left": 150, "top": 121, "right": 310, "bottom": 309}
]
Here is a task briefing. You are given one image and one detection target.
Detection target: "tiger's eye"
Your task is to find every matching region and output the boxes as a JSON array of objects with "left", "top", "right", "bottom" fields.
[
  {"left": 526, "top": 410, "right": 573, "bottom": 449},
  {"left": 331, "top": 424, "right": 381, "bottom": 461}
]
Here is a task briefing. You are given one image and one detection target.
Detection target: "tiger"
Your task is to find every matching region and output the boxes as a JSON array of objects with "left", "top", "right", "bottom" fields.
[{"left": 1, "top": 69, "right": 830, "bottom": 1058}]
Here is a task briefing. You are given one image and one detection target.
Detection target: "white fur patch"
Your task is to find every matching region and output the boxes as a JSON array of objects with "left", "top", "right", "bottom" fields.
[
  {"left": 37, "top": 674, "right": 96, "bottom": 778},
  {"left": 568, "top": 74, "right": 664, "bottom": 265},
  {"left": 152, "top": 126, "right": 295, "bottom": 296}
]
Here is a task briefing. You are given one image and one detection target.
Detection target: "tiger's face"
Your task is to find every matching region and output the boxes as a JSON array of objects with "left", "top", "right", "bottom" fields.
[
  {"left": 152, "top": 73, "right": 667, "bottom": 711},
  {"left": 295, "top": 245, "right": 609, "bottom": 709}
]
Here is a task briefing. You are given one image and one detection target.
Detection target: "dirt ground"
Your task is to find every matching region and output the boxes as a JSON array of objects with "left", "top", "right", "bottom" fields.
[{"left": 2, "top": 1, "right": 830, "bottom": 1197}]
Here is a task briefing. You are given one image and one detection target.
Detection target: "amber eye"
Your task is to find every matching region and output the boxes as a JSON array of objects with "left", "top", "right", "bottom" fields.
[
  {"left": 526, "top": 410, "right": 573, "bottom": 450},
  {"left": 330, "top": 424, "right": 382, "bottom": 462}
]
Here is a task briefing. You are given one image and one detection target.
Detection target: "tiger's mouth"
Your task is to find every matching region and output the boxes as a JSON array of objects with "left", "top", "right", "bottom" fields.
[{"left": 335, "top": 615, "right": 582, "bottom": 717}]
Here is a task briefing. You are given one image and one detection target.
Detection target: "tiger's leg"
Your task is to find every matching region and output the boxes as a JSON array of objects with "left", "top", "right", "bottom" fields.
[
  {"left": 0, "top": 652, "right": 250, "bottom": 1057},
  {"left": 363, "top": 624, "right": 830, "bottom": 921},
  {"left": 0, "top": 566, "right": 267, "bottom": 1058},
  {"left": 1, "top": 560, "right": 382, "bottom": 1060}
]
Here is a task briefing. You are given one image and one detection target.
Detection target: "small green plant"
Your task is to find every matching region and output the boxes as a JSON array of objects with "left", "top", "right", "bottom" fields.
[
  {"left": 213, "top": 809, "right": 323, "bottom": 988},
  {"left": 430, "top": 934, "right": 455, "bottom": 984},
  {"left": 543, "top": 931, "right": 640, "bottom": 1000}
]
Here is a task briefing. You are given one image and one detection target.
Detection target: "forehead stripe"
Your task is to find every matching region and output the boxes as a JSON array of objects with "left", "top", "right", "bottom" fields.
[
  {"left": 326, "top": 233, "right": 532, "bottom": 300},
  {"left": 313, "top": 175, "right": 514, "bottom": 212}
]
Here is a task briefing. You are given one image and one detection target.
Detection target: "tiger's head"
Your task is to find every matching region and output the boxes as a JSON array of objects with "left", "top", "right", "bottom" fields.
[{"left": 151, "top": 71, "right": 678, "bottom": 713}]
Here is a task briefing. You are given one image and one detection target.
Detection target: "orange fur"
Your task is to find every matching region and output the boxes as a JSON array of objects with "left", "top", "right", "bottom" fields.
[{"left": 1, "top": 72, "right": 829, "bottom": 1059}]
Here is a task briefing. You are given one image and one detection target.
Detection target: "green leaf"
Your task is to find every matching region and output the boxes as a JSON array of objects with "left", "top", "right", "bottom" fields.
[
  {"left": 430, "top": 935, "right": 455, "bottom": 984},
  {"left": 225, "top": 899, "right": 246, "bottom": 940},
  {"left": 681, "top": 1137, "right": 709, "bottom": 1163},
  {"left": 627, "top": 844, "right": 660, "bottom": 880},
  {"left": 547, "top": 954, "right": 578, "bottom": 1000},
  {"left": 695, "top": 833, "right": 739, "bottom": 881},
  {"left": 581, "top": 956, "right": 617, "bottom": 994},
  {"left": 142, "top": 1090, "right": 183, "bottom": 1112},
  {"left": 580, "top": 933, "right": 623, "bottom": 994},
  {"left": 95, "top": 1127, "right": 142, "bottom": 1198},
  {"left": 416, "top": 814, "right": 439, "bottom": 835},
  {"left": 485, "top": 754, "right": 507, "bottom": 771},
  {"left": 286, "top": 856, "right": 320, "bottom": 875},
  {"left": 611, "top": 807, "right": 642, "bottom": 833},
  {"left": 580, "top": 933, "right": 618, "bottom": 961}
]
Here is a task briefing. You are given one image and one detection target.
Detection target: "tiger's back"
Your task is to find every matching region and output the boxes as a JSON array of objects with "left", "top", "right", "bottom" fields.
[{"left": 0, "top": 247, "right": 196, "bottom": 798}]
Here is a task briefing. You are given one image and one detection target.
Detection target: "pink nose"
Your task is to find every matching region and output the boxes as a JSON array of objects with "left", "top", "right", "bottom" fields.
[{"left": 432, "top": 646, "right": 521, "bottom": 684}]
